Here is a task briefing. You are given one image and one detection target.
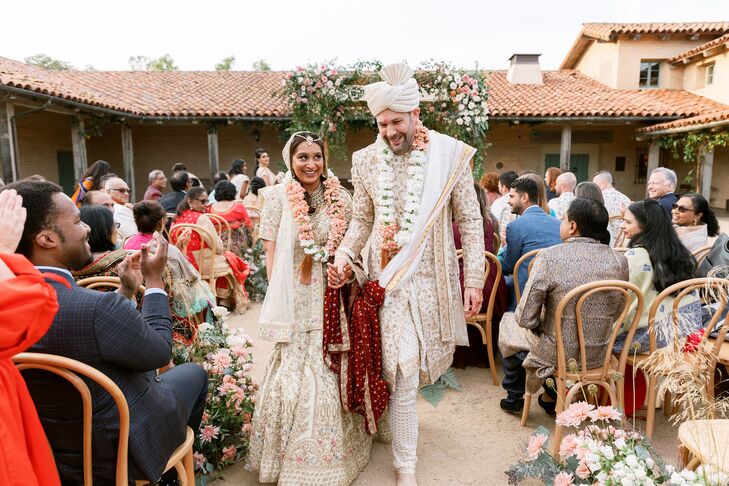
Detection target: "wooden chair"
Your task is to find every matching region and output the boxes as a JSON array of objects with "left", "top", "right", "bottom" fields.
[
  {"left": 631, "top": 277, "right": 729, "bottom": 439},
  {"left": 492, "top": 231, "right": 501, "bottom": 254},
  {"left": 517, "top": 281, "right": 644, "bottom": 457},
  {"left": 457, "top": 249, "right": 503, "bottom": 385},
  {"left": 169, "top": 223, "right": 234, "bottom": 296},
  {"left": 76, "top": 276, "right": 146, "bottom": 304},
  {"left": 693, "top": 244, "right": 713, "bottom": 270},
  {"left": 12, "top": 352, "right": 195, "bottom": 486},
  {"left": 678, "top": 419, "right": 729, "bottom": 472},
  {"left": 206, "top": 213, "right": 232, "bottom": 251},
  {"left": 513, "top": 249, "right": 542, "bottom": 304}
]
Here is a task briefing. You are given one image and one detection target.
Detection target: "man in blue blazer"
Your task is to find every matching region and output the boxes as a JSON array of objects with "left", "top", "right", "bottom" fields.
[
  {"left": 4, "top": 180, "right": 208, "bottom": 484},
  {"left": 498, "top": 176, "right": 562, "bottom": 307}
]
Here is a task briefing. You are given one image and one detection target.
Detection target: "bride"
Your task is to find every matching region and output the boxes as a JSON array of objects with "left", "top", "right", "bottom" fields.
[{"left": 246, "top": 132, "right": 372, "bottom": 485}]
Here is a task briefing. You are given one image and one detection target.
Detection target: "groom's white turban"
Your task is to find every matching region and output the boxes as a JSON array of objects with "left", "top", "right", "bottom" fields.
[{"left": 363, "top": 63, "right": 420, "bottom": 116}]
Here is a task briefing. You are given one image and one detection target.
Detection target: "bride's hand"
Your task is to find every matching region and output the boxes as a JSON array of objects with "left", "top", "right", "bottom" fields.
[{"left": 327, "top": 263, "right": 351, "bottom": 289}]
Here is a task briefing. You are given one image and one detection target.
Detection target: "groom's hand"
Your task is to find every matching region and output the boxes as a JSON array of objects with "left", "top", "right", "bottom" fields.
[{"left": 464, "top": 287, "right": 482, "bottom": 319}]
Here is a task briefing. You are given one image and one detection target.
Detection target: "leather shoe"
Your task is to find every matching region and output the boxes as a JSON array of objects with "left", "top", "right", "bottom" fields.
[
  {"left": 538, "top": 394, "right": 557, "bottom": 416},
  {"left": 500, "top": 398, "right": 524, "bottom": 414}
]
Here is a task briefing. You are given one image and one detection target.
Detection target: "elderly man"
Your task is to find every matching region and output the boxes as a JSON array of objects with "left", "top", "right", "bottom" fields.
[
  {"left": 647, "top": 167, "right": 678, "bottom": 218},
  {"left": 547, "top": 171, "right": 576, "bottom": 220},
  {"left": 330, "top": 63, "right": 484, "bottom": 485},
  {"left": 105, "top": 177, "right": 137, "bottom": 242},
  {"left": 143, "top": 169, "right": 167, "bottom": 201},
  {"left": 80, "top": 190, "right": 115, "bottom": 211}
]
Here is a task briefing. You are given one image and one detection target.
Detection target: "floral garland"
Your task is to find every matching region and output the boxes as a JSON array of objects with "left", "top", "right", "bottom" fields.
[
  {"left": 286, "top": 169, "right": 347, "bottom": 262},
  {"left": 377, "top": 120, "right": 430, "bottom": 254}
]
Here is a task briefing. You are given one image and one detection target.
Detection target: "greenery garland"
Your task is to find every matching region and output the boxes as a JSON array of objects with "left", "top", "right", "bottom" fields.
[
  {"left": 658, "top": 129, "right": 729, "bottom": 192},
  {"left": 281, "top": 60, "right": 490, "bottom": 177}
]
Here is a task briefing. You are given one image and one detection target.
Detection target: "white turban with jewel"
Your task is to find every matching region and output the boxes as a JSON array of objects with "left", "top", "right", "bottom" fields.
[{"left": 363, "top": 63, "right": 420, "bottom": 116}]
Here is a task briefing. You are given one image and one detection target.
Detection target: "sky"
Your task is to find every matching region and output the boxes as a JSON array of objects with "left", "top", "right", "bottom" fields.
[{"left": 2, "top": 0, "right": 728, "bottom": 72}]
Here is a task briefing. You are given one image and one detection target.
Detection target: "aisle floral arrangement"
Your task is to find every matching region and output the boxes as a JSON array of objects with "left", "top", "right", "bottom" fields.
[
  {"left": 506, "top": 402, "right": 727, "bottom": 485},
  {"left": 243, "top": 240, "right": 268, "bottom": 302},
  {"left": 172, "top": 306, "right": 257, "bottom": 484}
]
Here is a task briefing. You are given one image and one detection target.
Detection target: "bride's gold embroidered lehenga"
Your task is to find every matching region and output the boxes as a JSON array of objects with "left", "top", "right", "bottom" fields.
[{"left": 246, "top": 183, "right": 372, "bottom": 485}]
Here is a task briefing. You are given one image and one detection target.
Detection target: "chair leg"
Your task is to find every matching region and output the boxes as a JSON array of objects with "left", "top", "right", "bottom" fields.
[
  {"left": 485, "top": 322, "right": 498, "bottom": 386},
  {"left": 645, "top": 375, "right": 657, "bottom": 439},
  {"left": 551, "top": 381, "right": 567, "bottom": 457},
  {"left": 663, "top": 390, "right": 672, "bottom": 417},
  {"left": 520, "top": 393, "right": 531, "bottom": 427},
  {"left": 182, "top": 447, "right": 195, "bottom": 486}
]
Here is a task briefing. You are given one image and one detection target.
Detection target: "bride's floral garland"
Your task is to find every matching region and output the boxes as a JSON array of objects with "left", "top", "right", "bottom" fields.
[
  {"left": 286, "top": 169, "right": 346, "bottom": 263},
  {"left": 377, "top": 120, "right": 430, "bottom": 254}
]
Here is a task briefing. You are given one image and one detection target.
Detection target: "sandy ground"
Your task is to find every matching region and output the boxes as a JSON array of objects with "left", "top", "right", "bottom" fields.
[{"left": 212, "top": 214, "right": 729, "bottom": 485}]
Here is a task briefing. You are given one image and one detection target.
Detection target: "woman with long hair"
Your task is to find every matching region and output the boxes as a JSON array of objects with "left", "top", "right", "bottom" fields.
[
  {"left": 247, "top": 132, "right": 371, "bottom": 485},
  {"left": 520, "top": 172, "right": 550, "bottom": 214},
  {"left": 255, "top": 148, "right": 276, "bottom": 186},
  {"left": 479, "top": 171, "right": 500, "bottom": 206},
  {"left": 614, "top": 199, "right": 701, "bottom": 353},
  {"left": 672, "top": 193, "right": 720, "bottom": 253},
  {"left": 544, "top": 167, "right": 561, "bottom": 201},
  {"left": 228, "top": 159, "right": 249, "bottom": 199},
  {"left": 71, "top": 160, "right": 112, "bottom": 207}
]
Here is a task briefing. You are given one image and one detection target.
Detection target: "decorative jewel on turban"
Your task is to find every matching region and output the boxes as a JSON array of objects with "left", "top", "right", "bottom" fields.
[{"left": 363, "top": 63, "right": 421, "bottom": 117}]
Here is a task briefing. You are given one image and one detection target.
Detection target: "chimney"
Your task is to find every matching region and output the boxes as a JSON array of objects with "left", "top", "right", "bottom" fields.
[{"left": 506, "top": 54, "right": 543, "bottom": 85}]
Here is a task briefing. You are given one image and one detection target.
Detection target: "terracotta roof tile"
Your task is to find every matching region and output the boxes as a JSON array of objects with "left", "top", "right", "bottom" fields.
[
  {"left": 636, "top": 109, "right": 729, "bottom": 134},
  {"left": 581, "top": 22, "right": 729, "bottom": 41},
  {"left": 0, "top": 57, "right": 726, "bottom": 121},
  {"left": 667, "top": 33, "right": 729, "bottom": 63}
]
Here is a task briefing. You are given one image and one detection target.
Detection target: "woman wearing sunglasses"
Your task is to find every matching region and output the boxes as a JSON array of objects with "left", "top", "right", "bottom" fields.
[{"left": 672, "top": 193, "right": 720, "bottom": 253}]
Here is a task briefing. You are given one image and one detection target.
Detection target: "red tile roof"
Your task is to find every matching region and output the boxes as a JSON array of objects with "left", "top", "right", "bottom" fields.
[
  {"left": 0, "top": 57, "right": 726, "bottom": 121},
  {"left": 636, "top": 109, "right": 729, "bottom": 134},
  {"left": 667, "top": 33, "right": 729, "bottom": 63},
  {"left": 560, "top": 22, "right": 729, "bottom": 69}
]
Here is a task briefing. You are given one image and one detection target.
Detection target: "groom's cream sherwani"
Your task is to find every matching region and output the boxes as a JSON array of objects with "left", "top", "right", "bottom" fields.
[{"left": 339, "top": 131, "right": 485, "bottom": 385}]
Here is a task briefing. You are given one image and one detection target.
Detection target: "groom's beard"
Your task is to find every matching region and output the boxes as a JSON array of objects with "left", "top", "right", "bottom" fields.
[{"left": 386, "top": 119, "right": 415, "bottom": 155}]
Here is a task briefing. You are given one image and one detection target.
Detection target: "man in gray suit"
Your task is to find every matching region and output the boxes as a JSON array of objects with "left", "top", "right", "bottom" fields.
[{"left": 3, "top": 180, "right": 207, "bottom": 484}]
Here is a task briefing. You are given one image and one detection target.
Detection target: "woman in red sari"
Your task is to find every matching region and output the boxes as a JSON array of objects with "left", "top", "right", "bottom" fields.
[
  {"left": 207, "top": 180, "right": 253, "bottom": 256},
  {"left": 172, "top": 187, "right": 249, "bottom": 312}
]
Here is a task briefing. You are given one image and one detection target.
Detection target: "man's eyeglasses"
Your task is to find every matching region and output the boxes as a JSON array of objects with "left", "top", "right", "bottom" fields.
[
  {"left": 111, "top": 188, "right": 131, "bottom": 194},
  {"left": 671, "top": 204, "right": 696, "bottom": 213}
]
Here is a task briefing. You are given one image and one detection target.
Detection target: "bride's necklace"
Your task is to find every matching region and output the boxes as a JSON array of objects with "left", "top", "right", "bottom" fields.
[{"left": 376, "top": 121, "right": 430, "bottom": 257}]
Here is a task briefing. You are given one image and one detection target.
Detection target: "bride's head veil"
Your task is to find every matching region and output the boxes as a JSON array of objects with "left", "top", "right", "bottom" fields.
[{"left": 281, "top": 131, "right": 328, "bottom": 181}]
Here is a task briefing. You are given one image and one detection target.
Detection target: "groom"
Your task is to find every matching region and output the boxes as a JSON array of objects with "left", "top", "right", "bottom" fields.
[{"left": 330, "top": 63, "right": 485, "bottom": 485}]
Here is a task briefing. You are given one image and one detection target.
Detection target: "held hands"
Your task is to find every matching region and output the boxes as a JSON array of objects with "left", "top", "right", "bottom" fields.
[
  {"left": 0, "top": 189, "right": 27, "bottom": 254},
  {"left": 463, "top": 287, "right": 483, "bottom": 320},
  {"left": 327, "top": 255, "right": 352, "bottom": 289}
]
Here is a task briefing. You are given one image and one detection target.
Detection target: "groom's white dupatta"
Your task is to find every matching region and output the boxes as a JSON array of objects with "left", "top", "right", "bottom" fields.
[{"left": 378, "top": 131, "right": 476, "bottom": 344}]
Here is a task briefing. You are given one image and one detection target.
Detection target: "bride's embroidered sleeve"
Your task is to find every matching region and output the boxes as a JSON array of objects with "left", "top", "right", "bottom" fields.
[
  {"left": 451, "top": 162, "right": 486, "bottom": 289},
  {"left": 338, "top": 149, "right": 374, "bottom": 259}
]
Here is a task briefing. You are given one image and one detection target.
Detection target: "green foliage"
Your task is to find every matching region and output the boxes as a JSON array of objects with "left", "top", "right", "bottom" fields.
[
  {"left": 243, "top": 240, "right": 268, "bottom": 302},
  {"left": 215, "top": 56, "right": 235, "bottom": 71},
  {"left": 418, "top": 367, "right": 463, "bottom": 406},
  {"left": 658, "top": 129, "right": 729, "bottom": 191},
  {"left": 281, "top": 60, "right": 490, "bottom": 173},
  {"left": 252, "top": 59, "right": 271, "bottom": 71},
  {"left": 24, "top": 53, "right": 74, "bottom": 70},
  {"left": 128, "top": 54, "right": 178, "bottom": 71}
]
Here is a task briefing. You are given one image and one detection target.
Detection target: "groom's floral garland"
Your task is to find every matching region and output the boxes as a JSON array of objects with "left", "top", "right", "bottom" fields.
[
  {"left": 377, "top": 120, "right": 430, "bottom": 253},
  {"left": 286, "top": 170, "right": 346, "bottom": 262}
]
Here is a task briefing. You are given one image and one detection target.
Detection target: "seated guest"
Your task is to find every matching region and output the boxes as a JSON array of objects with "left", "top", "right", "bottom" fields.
[
  {"left": 208, "top": 180, "right": 253, "bottom": 256},
  {"left": 172, "top": 187, "right": 249, "bottom": 312},
  {"left": 104, "top": 177, "right": 137, "bottom": 242},
  {"left": 143, "top": 169, "right": 167, "bottom": 201},
  {"left": 74, "top": 205, "right": 129, "bottom": 277},
  {"left": 647, "top": 168, "right": 678, "bottom": 219},
  {"left": 125, "top": 201, "right": 216, "bottom": 334},
  {"left": 614, "top": 199, "right": 702, "bottom": 353},
  {"left": 672, "top": 193, "right": 720, "bottom": 253},
  {"left": 243, "top": 176, "right": 266, "bottom": 227},
  {"left": 544, "top": 167, "right": 561, "bottom": 201},
  {"left": 79, "top": 190, "right": 115, "bottom": 211},
  {"left": 499, "top": 176, "right": 561, "bottom": 309},
  {"left": 520, "top": 171, "right": 551, "bottom": 214},
  {"left": 159, "top": 170, "right": 191, "bottom": 213},
  {"left": 207, "top": 171, "right": 229, "bottom": 204},
  {"left": 453, "top": 183, "right": 508, "bottom": 368},
  {"left": 3, "top": 180, "right": 207, "bottom": 484},
  {"left": 593, "top": 170, "right": 630, "bottom": 214},
  {"left": 574, "top": 181, "right": 604, "bottom": 205},
  {"left": 498, "top": 198, "right": 629, "bottom": 414},
  {"left": 547, "top": 171, "right": 576, "bottom": 220},
  {"left": 480, "top": 171, "right": 501, "bottom": 206},
  {"left": 490, "top": 171, "right": 519, "bottom": 235}
]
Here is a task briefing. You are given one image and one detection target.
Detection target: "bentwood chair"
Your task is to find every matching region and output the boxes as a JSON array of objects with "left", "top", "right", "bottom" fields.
[
  {"left": 206, "top": 213, "right": 233, "bottom": 252},
  {"left": 457, "top": 250, "right": 503, "bottom": 385},
  {"left": 631, "top": 278, "right": 729, "bottom": 439},
  {"left": 518, "top": 281, "right": 643, "bottom": 457},
  {"left": 678, "top": 419, "right": 729, "bottom": 472},
  {"left": 692, "top": 245, "right": 713, "bottom": 271},
  {"left": 76, "top": 276, "right": 146, "bottom": 306},
  {"left": 12, "top": 352, "right": 195, "bottom": 486},
  {"left": 513, "top": 249, "right": 542, "bottom": 304},
  {"left": 169, "top": 223, "right": 235, "bottom": 296}
]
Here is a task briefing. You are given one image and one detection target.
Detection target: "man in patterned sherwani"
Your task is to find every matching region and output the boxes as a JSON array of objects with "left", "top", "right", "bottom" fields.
[{"left": 330, "top": 63, "right": 485, "bottom": 486}]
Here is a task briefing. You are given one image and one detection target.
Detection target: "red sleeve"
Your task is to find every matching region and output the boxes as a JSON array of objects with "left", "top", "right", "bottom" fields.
[{"left": 234, "top": 203, "right": 253, "bottom": 229}]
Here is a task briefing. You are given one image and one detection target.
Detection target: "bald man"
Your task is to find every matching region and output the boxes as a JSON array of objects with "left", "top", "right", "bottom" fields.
[
  {"left": 547, "top": 172, "right": 576, "bottom": 220},
  {"left": 105, "top": 177, "right": 137, "bottom": 242},
  {"left": 81, "top": 190, "right": 115, "bottom": 212}
]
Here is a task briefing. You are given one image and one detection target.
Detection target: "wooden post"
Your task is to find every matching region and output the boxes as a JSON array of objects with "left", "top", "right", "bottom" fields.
[
  {"left": 71, "top": 117, "right": 88, "bottom": 180},
  {"left": 559, "top": 124, "right": 572, "bottom": 172},
  {"left": 207, "top": 125, "right": 219, "bottom": 177},
  {"left": 646, "top": 140, "right": 661, "bottom": 197},
  {"left": 121, "top": 125, "right": 136, "bottom": 200},
  {"left": 701, "top": 148, "right": 714, "bottom": 201},
  {"left": 0, "top": 102, "right": 17, "bottom": 183}
]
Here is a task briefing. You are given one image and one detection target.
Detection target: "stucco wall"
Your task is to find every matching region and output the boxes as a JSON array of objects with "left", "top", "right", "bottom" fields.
[
  {"left": 15, "top": 110, "right": 74, "bottom": 180},
  {"left": 681, "top": 49, "right": 729, "bottom": 104},
  {"left": 574, "top": 41, "right": 620, "bottom": 87}
]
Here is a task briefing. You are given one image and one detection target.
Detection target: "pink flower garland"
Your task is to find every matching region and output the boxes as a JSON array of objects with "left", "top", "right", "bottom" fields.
[{"left": 286, "top": 174, "right": 346, "bottom": 262}]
